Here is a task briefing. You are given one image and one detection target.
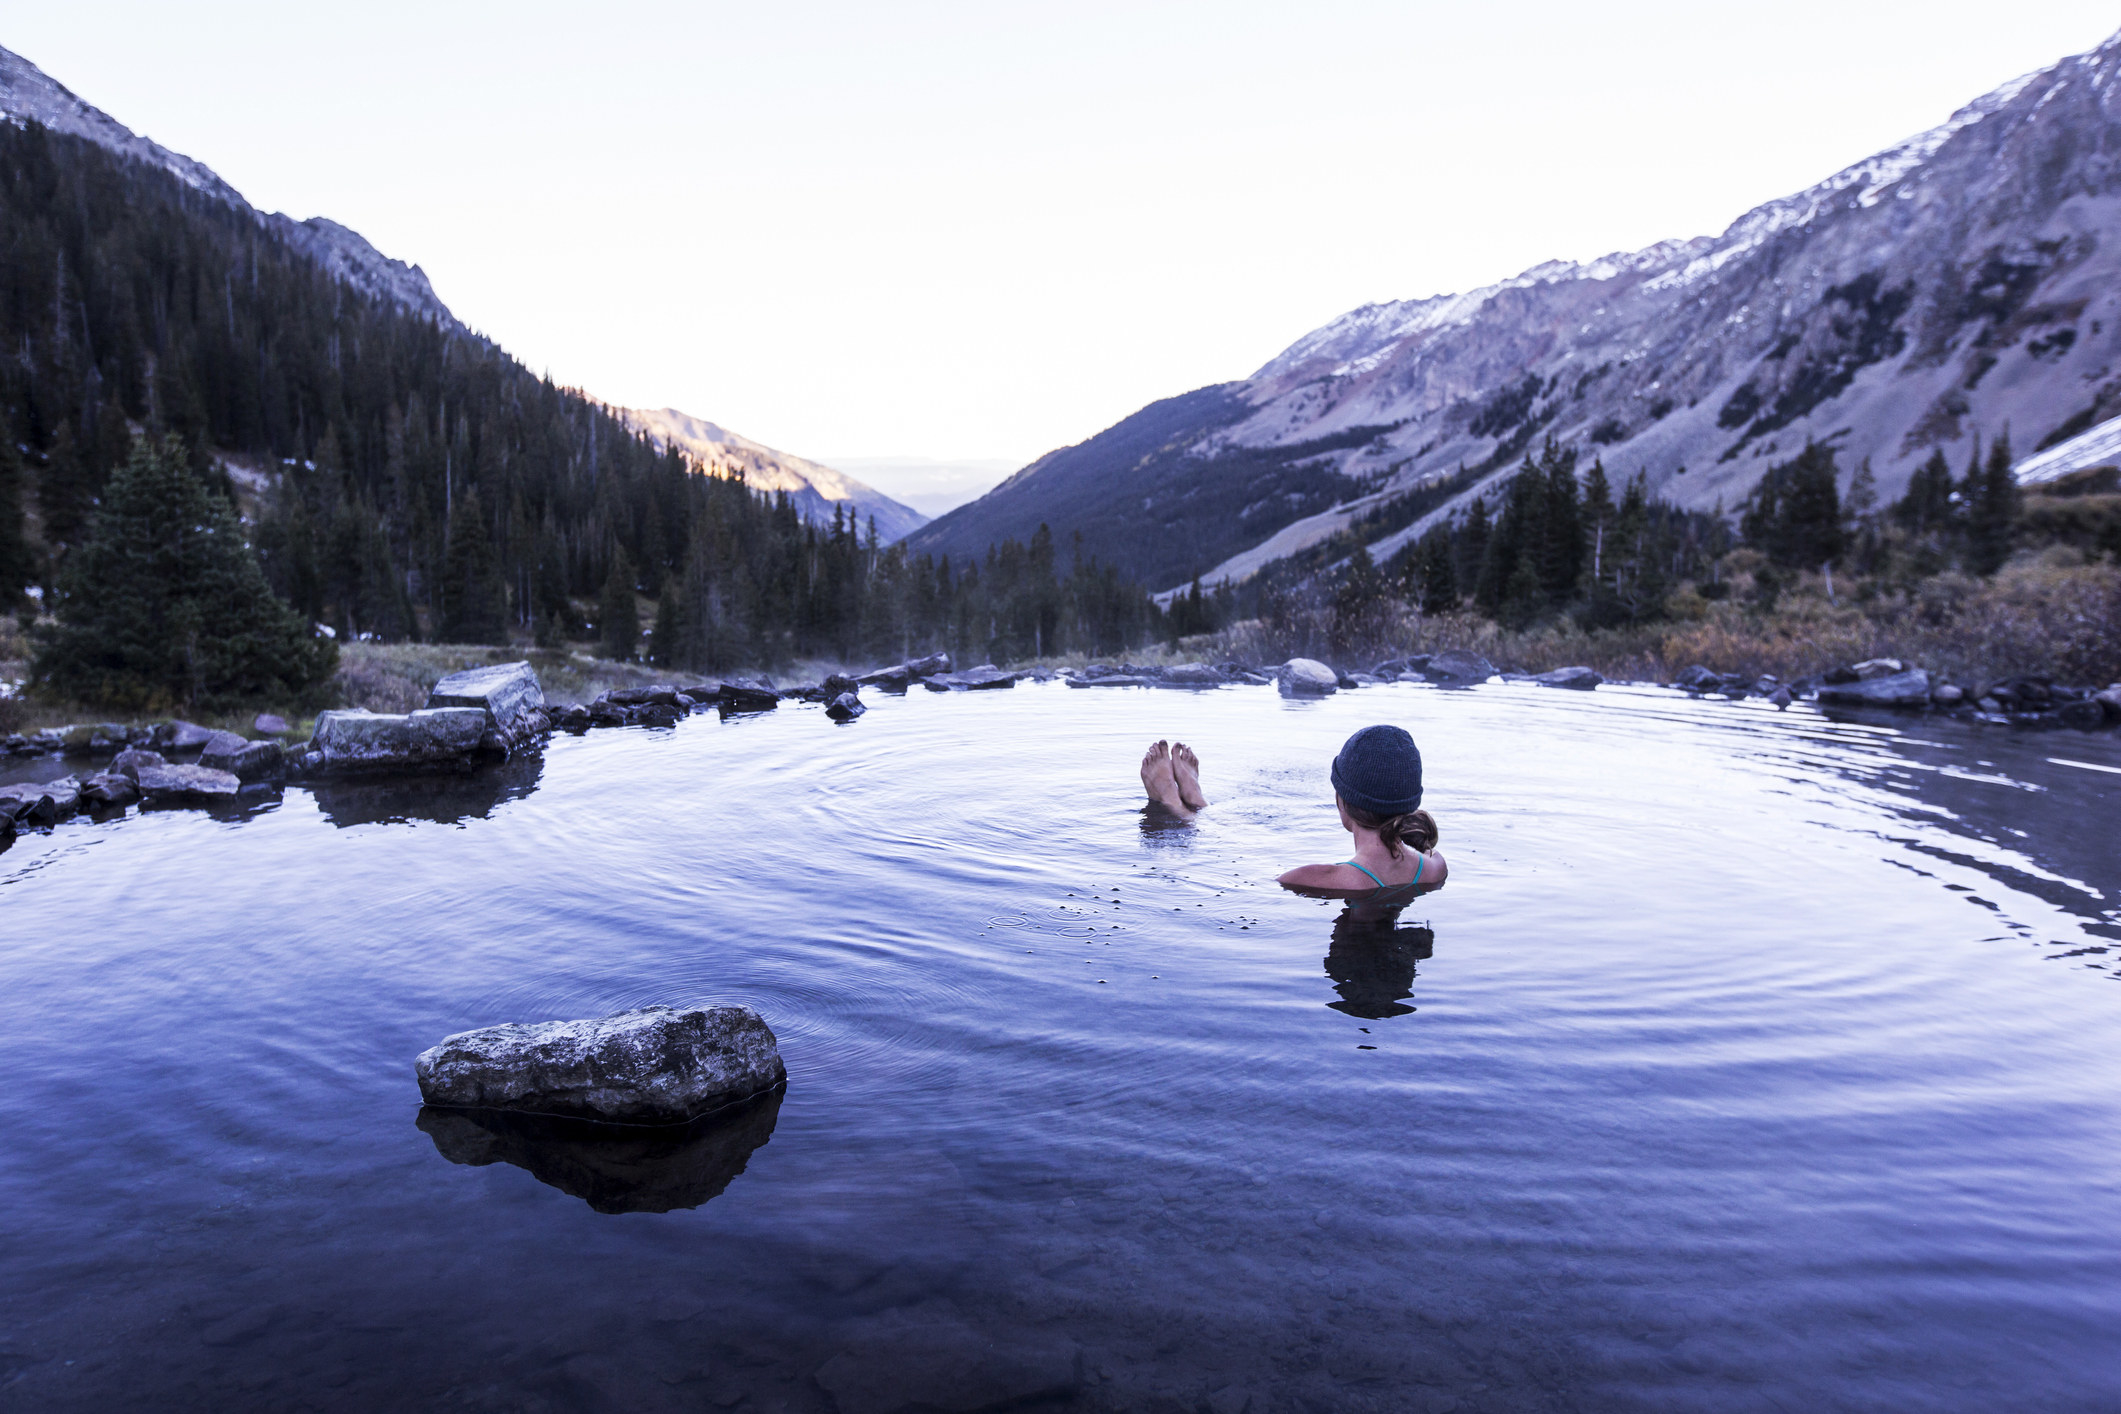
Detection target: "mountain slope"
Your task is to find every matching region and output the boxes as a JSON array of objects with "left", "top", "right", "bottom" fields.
[
  {"left": 611, "top": 407, "right": 926, "bottom": 543},
  {"left": 930, "top": 27, "right": 2121, "bottom": 593}
]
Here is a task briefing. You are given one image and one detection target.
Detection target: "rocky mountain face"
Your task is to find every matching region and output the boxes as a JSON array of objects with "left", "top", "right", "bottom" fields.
[
  {"left": 918, "top": 28, "right": 2121, "bottom": 593},
  {"left": 612, "top": 406, "right": 928, "bottom": 543},
  {"left": 0, "top": 44, "right": 916, "bottom": 540}
]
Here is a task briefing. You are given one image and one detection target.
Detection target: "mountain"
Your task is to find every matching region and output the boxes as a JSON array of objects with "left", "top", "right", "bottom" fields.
[
  {"left": 609, "top": 407, "right": 927, "bottom": 543},
  {"left": 915, "top": 28, "right": 2121, "bottom": 593},
  {"left": 0, "top": 44, "right": 914, "bottom": 544}
]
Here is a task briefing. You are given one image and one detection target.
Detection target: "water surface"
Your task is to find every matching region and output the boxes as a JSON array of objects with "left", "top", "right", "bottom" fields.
[{"left": 2, "top": 681, "right": 2118, "bottom": 1413}]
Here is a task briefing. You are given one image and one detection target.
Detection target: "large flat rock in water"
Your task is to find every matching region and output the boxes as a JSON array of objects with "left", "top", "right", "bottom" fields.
[
  {"left": 309, "top": 707, "right": 488, "bottom": 773},
  {"left": 1278, "top": 658, "right": 1338, "bottom": 697},
  {"left": 132, "top": 763, "right": 240, "bottom": 805},
  {"left": 426, "top": 661, "right": 547, "bottom": 747},
  {"left": 1425, "top": 649, "right": 1498, "bottom": 684},
  {"left": 415, "top": 1004, "right": 785, "bottom": 1125},
  {"left": 1817, "top": 668, "right": 1932, "bottom": 708}
]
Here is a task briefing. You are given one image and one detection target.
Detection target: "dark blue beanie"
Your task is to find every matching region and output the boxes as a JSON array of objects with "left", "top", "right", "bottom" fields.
[{"left": 1331, "top": 725, "right": 1423, "bottom": 816}]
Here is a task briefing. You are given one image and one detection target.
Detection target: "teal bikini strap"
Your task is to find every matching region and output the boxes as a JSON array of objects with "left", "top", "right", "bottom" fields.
[{"left": 1343, "top": 859, "right": 1388, "bottom": 890}]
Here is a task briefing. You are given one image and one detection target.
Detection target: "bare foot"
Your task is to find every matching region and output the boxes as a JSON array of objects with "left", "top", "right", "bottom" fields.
[
  {"left": 1172, "top": 742, "right": 1208, "bottom": 811},
  {"left": 1140, "top": 740, "right": 1192, "bottom": 817}
]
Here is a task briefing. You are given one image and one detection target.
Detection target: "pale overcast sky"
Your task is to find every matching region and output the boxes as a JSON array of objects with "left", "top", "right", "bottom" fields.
[{"left": 7, "top": 2, "right": 2119, "bottom": 483}]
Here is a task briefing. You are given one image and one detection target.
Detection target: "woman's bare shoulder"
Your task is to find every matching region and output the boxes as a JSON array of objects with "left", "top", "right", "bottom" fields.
[{"left": 1277, "top": 862, "right": 1368, "bottom": 897}]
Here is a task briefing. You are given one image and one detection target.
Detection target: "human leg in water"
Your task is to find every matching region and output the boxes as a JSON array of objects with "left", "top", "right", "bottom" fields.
[
  {"left": 1172, "top": 742, "right": 1208, "bottom": 811},
  {"left": 1140, "top": 740, "right": 1196, "bottom": 820}
]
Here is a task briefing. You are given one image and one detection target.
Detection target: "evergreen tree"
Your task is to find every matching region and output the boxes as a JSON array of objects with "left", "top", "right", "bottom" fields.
[
  {"left": 1893, "top": 448, "right": 1958, "bottom": 538},
  {"left": 1964, "top": 432, "right": 2019, "bottom": 574},
  {"left": 0, "top": 439, "right": 31, "bottom": 602},
  {"left": 1741, "top": 442, "right": 1844, "bottom": 569},
  {"left": 1538, "top": 440, "right": 1583, "bottom": 603},
  {"left": 1413, "top": 525, "right": 1458, "bottom": 613},
  {"left": 599, "top": 553, "right": 640, "bottom": 661},
  {"left": 649, "top": 576, "right": 684, "bottom": 665},
  {"left": 1580, "top": 458, "right": 1615, "bottom": 586},
  {"left": 439, "top": 488, "right": 508, "bottom": 643},
  {"left": 32, "top": 435, "right": 335, "bottom": 709},
  {"left": 1456, "top": 496, "right": 1491, "bottom": 596}
]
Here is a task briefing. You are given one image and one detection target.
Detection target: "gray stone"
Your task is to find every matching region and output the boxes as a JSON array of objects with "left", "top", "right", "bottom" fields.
[
  {"left": 1158, "top": 661, "right": 1227, "bottom": 687},
  {"left": 252, "top": 713, "right": 291, "bottom": 736},
  {"left": 0, "top": 782, "right": 71, "bottom": 826},
  {"left": 814, "top": 1303, "right": 1080, "bottom": 1414},
  {"left": 1278, "top": 658, "right": 1339, "bottom": 697},
  {"left": 415, "top": 1004, "right": 786, "bottom": 1125},
  {"left": 632, "top": 701, "right": 685, "bottom": 729},
  {"left": 112, "top": 748, "right": 167, "bottom": 782},
  {"left": 2059, "top": 699, "right": 2108, "bottom": 729},
  {"left": 858, "top": 653, "right": 951, "bottom": 693},
  {"left": 1768, "top": 685, "right": 1794, "bottom": 710},
  {"left": 821, "top": 673, "right": 860, "bottom": 697},
  {"left": 80, "top": 771, "right": 139, "bottom": 808},
  {"left": 1066, "top": 674, "right": 1155, "bottom": 688},
  {"left": 826, "top": 692, "right": 866, "bottom": 721},
  {"left": 133, "top": 763, "right": 241, "bottom": 804},
  {"left": 427, "top": 661, "right": 548, "bottom": 751},
  {"left": 719, "top": 682, "right": 780, "bottom": 713},
  {"left": 1932, "top": 683, "right": 1966, "bottom": 705},
  {"left": 1425, "top": 649, "right": 1498, "bottom": 685},
  {"left": 306, "top": 707, "right": 489, "bottom": 774},
  {"left": 154, "top": 720, "right": 217, "bottom": 752},
  {"left": 1531, "top": 666, "right": 1602, "bottom": 690},
  {"left": 1343, "top": 671, "right": 1382, "bottom": 686},
  {"left": 1674, "top": 664, "right": 1720, "bottom": 690},
  {"left": 924, "top": 665, "right": 1018, "bottom": 691},
  {"left": 201, "top": 736, "right": 285, "bottom": 783},
  {"left": 1817, "top": 668, "right": 1933, "bottom": 708},
  {"left": 604, "top": 684, "right": 681, "bottom": 708},
  {"left": 1851, "top": 657, "right": 1906, "bottom": 680},
  {"left": 2094, "top": 686, "right": 2121, "bottom": 721}
]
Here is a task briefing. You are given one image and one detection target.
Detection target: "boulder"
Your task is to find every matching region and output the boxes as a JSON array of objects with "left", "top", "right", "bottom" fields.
[
  {"left": 858, "top": 653, "right": 950, "bottom": 693},
  {"left": 1932, "top": 683, "right": 1966, "bottom": 705},
  {"left": 719, "top": 681, "right": 780, "bottom": 714},
  {"left": 1067, "top": 673, "right": 1156, "bottom": 688},
  {"left": 252, "top": 713, "right": 291, "bottom": 736},
  {"left": 1531, "top": 666, "right": 1602, "bottom": 690},
  {"left": 426, "top": 662, "right": 548, "bottom": 752},
  {"left": 633, "top": 701, "right": 684, "bottom": 729},
  {"left": 1851, "top": 658, "right": 1906, "bottom": 680},
  {"left": 1817, "top": 668, "right": 1933, "bottom": 708},
  {"left": 821, "top": 673, "right": 860, "bottom": 697},
  {"left": 153, "top": 720, "right": 218, "bottom": 752},
  {"left": 2095, "top": 686, "right": 2121, "bottom": 722},
  {"left": 201, "top": 736, "right": 286, "bottom": 783},
  {"left": 1277, "top": 658, "right": 1338, "bottom": 697},
  {"left": 1675, "top": 664, "right": 1720, "bottom": 690},
  {"left": 924, "top": 665, "right": 1018, "bottom": 691},
  {"left": 415, "top": 1004, "right": 786, "bottom": 1126},
  {"left": 1424, "top": 649, "right": 1498, "bottom": 685},
  {"left": 2059, "top": 699, "right": 2108, "bottom": 730},
  {"left": 306, "top": 707, "right": 489, "bottom": 774},
  {"left": 603, "top": 685, "right": 680, "bottom": 708},
  {"left": 1157, "top": 662, "right": 1226, "bottom": 688},
  {"left": 1768, "top": 685, "right": 1794, "bottom": 710},
  {"left": 0, "top": 781, "right": 71, "bottom": 826},
  {"left": 825, "top": 692, "right": 866, "bottom": 722},
  {"left": 80, "top": 772, "right": 140, "bottom": 808},
  {"left": 556, "top": 704, "right": 592, "bottom": 731},
  {"left": 133, "top": 762, "right": 241, "bottom": 805},
  {"left": 112, "top": 748, "right": 167, "bottom": 782}
]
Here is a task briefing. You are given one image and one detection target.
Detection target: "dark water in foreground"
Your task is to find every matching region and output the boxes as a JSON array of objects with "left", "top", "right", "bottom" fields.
[{"left": 2, "top": 682, "right": 2119, "bottom": 1413}]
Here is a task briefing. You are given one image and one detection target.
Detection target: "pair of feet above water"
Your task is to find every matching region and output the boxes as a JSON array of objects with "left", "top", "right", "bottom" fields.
[{"left": 1139, "top": 739, "right": 1208, "bottom": 818}]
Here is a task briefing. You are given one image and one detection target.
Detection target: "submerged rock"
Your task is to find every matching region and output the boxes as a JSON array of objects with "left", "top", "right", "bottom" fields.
[
  {"left": 1817, "top": 668, "right": 1933, "bottom": 708},
  {"left": 306, "top": 707, "right": 489, "bottom": 774},
  {"left": 1531, "top": 666, "right": 1602, "bottom": 690},
  {"left": 132, "top": 762, "right": 241, "bottom": 805},
  {"left": 415, "top": 1004, "right": 786, "bottom": 1125},
  {"left": 417, "top": 1086, "right": 782, "bottom": 1214},
  {"left": 1424, "top": 649, "right": 1498, "bottom": 685},
  {"left": 426, "top": 662, "right": 549, "bottom": 753},
  {"left": 201, "top": 735, "right": 286, "bottom": 783},
  {"left": 814, "top": 1302, "right": 1081, "bottom": 1414},
  {"left": 1278, "top": 658, "right": 1338, "bottom": 697}
]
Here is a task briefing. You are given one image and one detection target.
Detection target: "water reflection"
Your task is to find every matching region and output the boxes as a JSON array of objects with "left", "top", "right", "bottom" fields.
[
  {"left": 415, "top": 1087, "right": 782, "bottom": 1214},
  {"left": 1324, "top": 910, "right": 1434, "bottom": 1019},
  {"left": 307, "top": 755, "right": 545, "bottom": 828}
]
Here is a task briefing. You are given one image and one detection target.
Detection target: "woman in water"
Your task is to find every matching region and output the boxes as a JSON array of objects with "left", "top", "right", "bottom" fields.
[{"left": 1139, "top": 725, "right": 1446, "bottom": 900}]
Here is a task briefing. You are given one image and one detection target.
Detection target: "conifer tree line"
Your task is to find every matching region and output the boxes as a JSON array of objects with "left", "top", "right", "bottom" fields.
[{"left": 0, "top": 119, "right": 1162, "bottom": 687}]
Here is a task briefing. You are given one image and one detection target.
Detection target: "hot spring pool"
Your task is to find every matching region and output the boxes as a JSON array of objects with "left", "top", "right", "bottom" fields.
[{"left": 2, "top": 679, "right": 2118, "bottom": 1412}]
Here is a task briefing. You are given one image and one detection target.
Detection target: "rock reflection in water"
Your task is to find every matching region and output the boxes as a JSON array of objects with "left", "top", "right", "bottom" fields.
[
  {"left": 1324, "top": 910, "right": 1434, "bottom": 1019},
  {"left": 415, "top": 1087, "right": 782, "bottom": 1214},
  {"left": 307, "top": 755, "right": 545, "bottom": 828}
]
